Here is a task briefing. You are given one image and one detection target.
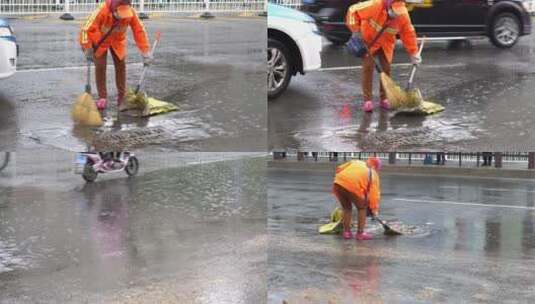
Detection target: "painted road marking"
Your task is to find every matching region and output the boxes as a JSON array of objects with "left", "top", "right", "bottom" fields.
[
  {"left": 439, "top": 185, "right": 535, "bottom": 194},
  {"left": 394, "top": 198, "right": 535, "bottom": 210},
  {"left": 17, "top": 63, "right": 143, "bottom": 73},
  {"left": 318, "top": 62, "right": 466, "bottom": 72}
]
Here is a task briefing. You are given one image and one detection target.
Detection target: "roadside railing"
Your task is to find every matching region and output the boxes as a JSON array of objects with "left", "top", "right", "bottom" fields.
[
  {"left": 269, "top": 0, "right": 301, "bottom": 9},
  {"left": 0, "top": 0, "right": 266, "bottom": 17},
  {"left": 272, "top": 151, "right": 535, "bottom": 170}
]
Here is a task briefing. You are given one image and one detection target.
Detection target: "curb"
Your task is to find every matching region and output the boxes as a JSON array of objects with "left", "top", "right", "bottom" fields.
[{"left": 268, "top": 160, "right": 535, "bottom": 179}]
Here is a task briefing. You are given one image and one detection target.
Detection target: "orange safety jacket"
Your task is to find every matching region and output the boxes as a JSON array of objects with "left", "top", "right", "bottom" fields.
[
  {"left": 346, "top": 0, "right": 418, "bottom": 63},
  {"left": 79, "top": 1, "right": 149, "bottom": 60},
  {"left": 333, "top": 160, "right": 381, "bottom": 213}
]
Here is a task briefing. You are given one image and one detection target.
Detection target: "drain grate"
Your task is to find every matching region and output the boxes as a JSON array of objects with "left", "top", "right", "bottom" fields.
[{"left": 93, "top": 127, "right": 169, "bottom": 150}]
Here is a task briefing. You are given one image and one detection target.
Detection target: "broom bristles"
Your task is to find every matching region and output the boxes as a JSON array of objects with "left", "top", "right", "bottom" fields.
[
  {"left": 71, "top": 92, "right": 103, "bottom": 127},
  {"left": 380, "top": 73, "right": 422, "bottom": 109}
]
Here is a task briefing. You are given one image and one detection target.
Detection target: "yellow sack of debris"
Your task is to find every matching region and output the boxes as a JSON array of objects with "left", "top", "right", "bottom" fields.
[
  {"left": 71, "top": 92, "right": 103, "bottom": 127},
  {"left": 318, "top": 207, "right": 344, "bottom": 234},
  {"left": 125, "top": 89, "right": 178, "bottom": 117},
  {"left": 390, "top": 86, "right": 445, "bottom": 115},
  {"left": 417, "top": 100, "right": 445, "bottom": 115}
]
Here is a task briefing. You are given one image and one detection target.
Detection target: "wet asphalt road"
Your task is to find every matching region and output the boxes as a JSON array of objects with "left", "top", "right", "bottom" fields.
[
  {"left": 269, "top": 23, "right": 535, "bottom": 151},
  {"left": 268, "top": 167, "right": 535, "bottom": 303},
  {"left": 0, "top": 16, "right": 265, "bottom": 152},
  {"left": 0, "top": 152, "right": 266, "bottom": 303}
]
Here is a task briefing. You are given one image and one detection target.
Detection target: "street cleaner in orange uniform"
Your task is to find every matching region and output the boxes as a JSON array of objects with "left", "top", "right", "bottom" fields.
[
  {"left": 79, "top": 0, "right": 151, "bottom": 111},
  {"left": 346, "top": 0, "right": 420, "bottom": 112},
  {"left": 332, "top": 157, "right": 381, "bottom": 240}
]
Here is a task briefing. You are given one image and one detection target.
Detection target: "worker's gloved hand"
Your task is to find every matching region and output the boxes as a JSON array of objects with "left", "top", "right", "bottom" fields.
[
  {"left": 410, "top": 53, "right": 422, "bottom": 66},
  {"left": 346, "top": 32, "right": 367, "bottom": 58},
  {"left": 142, "top": 53, "right": 153, "bottom": 66},
  {"left": 84, "top": 48, "right": 94, "bottom": 62}
]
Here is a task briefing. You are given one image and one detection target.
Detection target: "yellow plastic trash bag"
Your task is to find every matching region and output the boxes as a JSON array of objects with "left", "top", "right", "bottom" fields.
[
  {"left": 392, "top": 87, "right": 445, "bottom": 115},
  {"left": 396, "top": 99, "right": 445, "bottom": 115},
  {"left": 125, "top": 89, "right": 178, "bottom": 117},
  {"left": 71, "top": 92, "right": 103, "bottom": 127},
  {"left": 417, "top": 100, "right": 445, "bottom": 115},
  {"left": 318, "top": 207, "right": 344, "bottom": 234}
]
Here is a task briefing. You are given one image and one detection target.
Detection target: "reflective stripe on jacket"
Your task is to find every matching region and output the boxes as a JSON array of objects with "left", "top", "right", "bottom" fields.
[
  {"left": 334, "top": 160, "right": 381, "bottom": 213},
  {"left": 79, "top": 2, "right": 149, "bottom": 60}
]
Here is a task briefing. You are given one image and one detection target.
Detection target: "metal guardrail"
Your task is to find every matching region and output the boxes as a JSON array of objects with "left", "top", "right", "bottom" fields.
[
  {"left": 269, "top": 0, "right": 301, "bottom": 9},
  {"left": 273, "top": 151, "right": 535, "bottom": 169},
  {"left": 0, "top": 0, "right": 266, "bottom": 16}
]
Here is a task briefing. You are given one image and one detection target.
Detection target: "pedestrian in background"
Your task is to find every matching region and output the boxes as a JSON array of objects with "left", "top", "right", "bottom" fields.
[
  {"left": 79, "top": 0, "right": 152, "bottom": 111},
  {"left": 332, "top": 157, "right": 382, "bottom": 240},
  {"left": 346, "top": 0, "right": 420, "bottom": 112},
  {"left": 482, "top": 152, "right": 493, "bottom": 166},
  {"left": 436, "top": 152, "right": 446, "bottom": 165}
]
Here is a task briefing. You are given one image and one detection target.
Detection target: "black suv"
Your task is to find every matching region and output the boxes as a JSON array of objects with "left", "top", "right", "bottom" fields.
[{"left": 301, "top": 0, "right": 533, "bottom": 48}]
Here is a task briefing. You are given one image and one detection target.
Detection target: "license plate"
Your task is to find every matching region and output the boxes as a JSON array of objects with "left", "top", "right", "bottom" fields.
[
  {"left": 76, "top": 154, "right": 87, "bottom": 165},
  {"left": 74, "top": 154, "right": 87, "bottom": 174}
]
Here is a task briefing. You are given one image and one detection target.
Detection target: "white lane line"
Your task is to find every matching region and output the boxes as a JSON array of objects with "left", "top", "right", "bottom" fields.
[
  {"left": 17, "top": 62, "right": 142, "bottom": 73},
  {"left": 439, "top": 185, "right": 535, "bottom": 194},
  {"left": 394, "top": 198, "right": 535, "bottom": 210},
  {"left": 318, "top": 62, "right": 466, "bottom": 72}
]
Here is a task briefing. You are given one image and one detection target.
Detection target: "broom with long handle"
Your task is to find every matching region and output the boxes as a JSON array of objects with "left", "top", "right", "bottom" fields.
[
  {"left": 360, "top": 26, "right": 409, "bottom": 109},
  {"left": 398, "top": 37, "right": 428, "bottom": 110},
  {"left": 134, "top": 31, "right": 161, "bottom": 94},
  {"left": 406, "top": 37, "right": 426, "bottom": 91},
  {"left": 72, "top": 23, "right": 120, "bottom": 127}
]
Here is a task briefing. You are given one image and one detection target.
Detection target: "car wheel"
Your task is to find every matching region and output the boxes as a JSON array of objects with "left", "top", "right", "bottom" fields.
[
  {"left": 125, "top": 156, "right": 139, "bottom": 177},
  {"left": 268, "top": 38, "right": 292, "bottom": 99},
  {"left": 490, "top": 12, "right": 520, "bottom": 48},
  {"left": 82, "top": 162, "right": 98, "bottom": 183}
]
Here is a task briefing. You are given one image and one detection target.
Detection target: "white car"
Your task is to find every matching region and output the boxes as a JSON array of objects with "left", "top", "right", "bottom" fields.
[
  {"left": 267, "top": 3, "right": 322, "bottom": 99},
  {"left": 0, "top": 19, "right": 18, "bottom": 79}
]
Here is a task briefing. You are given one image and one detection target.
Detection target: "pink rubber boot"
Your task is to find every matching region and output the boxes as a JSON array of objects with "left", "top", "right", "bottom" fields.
[
  {"left": 380, "top": 99, "right": 391, "bottom": 110},
  {"left": 356, "top": 232, "right": 373, "bottom": 241},
  {"left": 96, "top": 98, "right": 107, "bottom": 111},
  {"left": 342, "top": 230, "right": 353, "bottom": 240},
  {"left": 362, "top": 100, "right": 374, "bottom": 113}
]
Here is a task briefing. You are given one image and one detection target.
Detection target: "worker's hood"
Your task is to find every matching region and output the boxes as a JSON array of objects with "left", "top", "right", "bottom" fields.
[
  {"left": 106, "top": 0, "right": 133, "bottom": 19},
  {"left": 391, "top": 1, "right": 408, "bottom": 15}
]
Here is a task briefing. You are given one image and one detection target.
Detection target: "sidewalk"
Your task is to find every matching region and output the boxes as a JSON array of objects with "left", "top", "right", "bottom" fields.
[{"left": 268, "top": 157, "right": 535, "bottom": 179}]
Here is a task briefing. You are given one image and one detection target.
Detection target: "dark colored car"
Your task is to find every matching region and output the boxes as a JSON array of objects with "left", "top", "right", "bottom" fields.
[{"left": 301, "top": 0, "right": 533, "bottom": 48}]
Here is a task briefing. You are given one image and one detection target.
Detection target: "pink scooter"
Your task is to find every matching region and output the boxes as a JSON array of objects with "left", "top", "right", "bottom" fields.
[{"left": 75, "top": 152, "right": 139, "bottom": 182}]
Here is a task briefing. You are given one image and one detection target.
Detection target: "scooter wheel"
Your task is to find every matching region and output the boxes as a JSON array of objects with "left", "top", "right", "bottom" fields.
[
  {"left": 125, "top": 156, "right": 139, "bottom": 177},
  {"left": 82, "top": 163, "right": 98, "bottom": 182}
]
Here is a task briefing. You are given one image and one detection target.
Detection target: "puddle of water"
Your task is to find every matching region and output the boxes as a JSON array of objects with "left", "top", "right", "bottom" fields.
[
  {"left": 371, "top": 220, "right": 435, "bottom": 238},
  {"left": 316, "top": 219, "right": 435, "bottom": 239},
  {"left": 0, "top": 239, "right": 33, "bottom": 273}
]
